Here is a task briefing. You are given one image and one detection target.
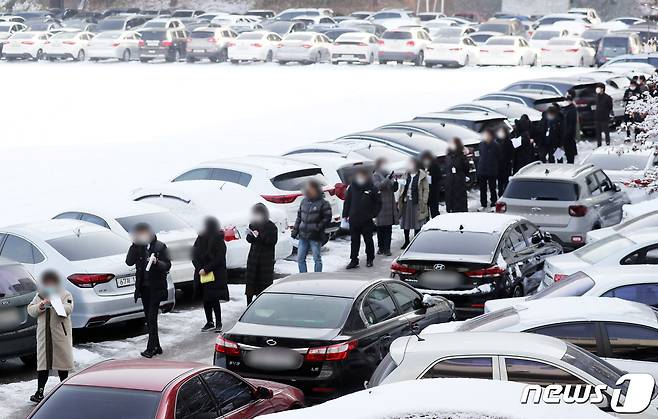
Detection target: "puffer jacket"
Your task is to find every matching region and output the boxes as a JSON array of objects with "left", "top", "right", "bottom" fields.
[{"left": 292, "top": 195, "right": 332, "bottom": 241}]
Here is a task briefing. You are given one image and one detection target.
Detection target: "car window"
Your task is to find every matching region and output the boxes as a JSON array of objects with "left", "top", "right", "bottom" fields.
[
  {"left": 175, "top": 376, "right": 218, "bottom": 419},
  {"left": 46, "top": 232, "right": 127, "bottom": 262},
  {"left": 594, "top": 170, "right": 613, "bottom": 193},
  {"left": 270, "top": 168, "right": 324, "bottom": 191},
  {"left": 508, "top": 226, "right": 528, "bottom": 252},
  {"left": 173, "top": 168, "right": 213, "bottom": 182},
  {"left": 422, "top": 357, "right": 494, "bottom": 380},
  {"left": 505, "top": 358, "right": 586, "bottom": 386},
  {"left": 529, "top": 322, "right": 598, "bottom": 354},
  {"left": 585, "top": 174, "right": 600, "bottom": 196},
  {"left": 362, "top": 285, "right": 399, "bottom": 325},
  {"left": 602, "top": 284, "right": 658, "bottom": 308},
  {"left": 519, "top": 223, "right": 539, "bottom": 244},
  {"left": 54, "top": 212, "right": 82, "bottom": 221},
  {"left": 0, "top": 264, "right": 36, "bottom": 298},
  {"left": 209, "top": 169, "right": 252, "bottom": 186},
  {"left": 621, "top": 245, "right": 658, "bottom": 265},
  {"left": 201, "top": 370, "right": 254, "bottom": 415},
  {"left": 0, "top": 235, "right": 43, "bottom": 264},
  {"left": 80, "top": 213, "right": 110, "bottom": 229},
  {"left": 386, "top": 282, "right": 421, "bottom": 314},
  {"left": 504, "top": 180, "right": 579, "bottom": 201},
  {"left": 605, "top": 323, "right": 658, "bottom": 361}
]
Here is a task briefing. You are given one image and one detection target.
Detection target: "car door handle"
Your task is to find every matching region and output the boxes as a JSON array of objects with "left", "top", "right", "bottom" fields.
[
  {"left": 381, "top": 334, "right": 392, "bottom": 342},
  {"left": 608, "top": 197, "right": 615, "bottom": 202}
]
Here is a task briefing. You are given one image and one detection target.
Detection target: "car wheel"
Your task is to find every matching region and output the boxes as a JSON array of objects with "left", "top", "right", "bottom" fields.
[
  {"left": 414, "top": 51, "right": 424, "bottom": 66},
  {"left": 122, "top": 49, "right": 130, "bottom": 62},
  {"left": 518, "top": 57, "right": 523, "bottom": 66},
  {"left": 379, "top": 59, "right": 387, "bottom": 64},
  {"left": 278, "top": 60, "right": 287, "bottom": 65},
  {"left": 265, "top": 50, "right": 273, "bottom": 62},
  {"left": 140, "top": 57, "right": 150, "bottom": 63},
  {"left": 35, "top": 49, "right": 43, "bottom": 61},
  {"left": 424, "top": 61, "right": 433, "bottom": 68},
  {"left": 186, "top": 56, "right": 195, "bottom": 63},
  {"left": 368, "top": 53, "right": 374, "bottom": 64},
  {"left": 512, "top": 284, "right": 524, "bottom": 298},
  {"left": 76, "top": 49, "right": 85, "bottom": 62},
  {"left": 230, "top": 59, "right": 239, "bottom": 64}
]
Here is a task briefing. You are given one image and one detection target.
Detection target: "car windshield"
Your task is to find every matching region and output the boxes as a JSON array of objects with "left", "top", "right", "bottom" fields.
[
  {"left": 528, "top": 272, "right": 595, "bottom": 300},
  {"left": 94, "top": 32, "right": 122, "bottom": 39},
  {"left": 263, "top": 22, "right": 292, "bottom": 34},
  {"left": 504, "top": 180, "right": 579, "bottom": 201},
  {"left": 585, "top": 154, "right": 648, "bottom": 171},
  {"left": 548, "top": 39, "right": 578, "bottom": 46},
  {"left": 432, "top": 37, "right": 459, "bottom": 44},
  {"left": 436, "top": 28, "right": 462, "bottom": 37},
  {"left": 191, "top": 30, "right": 214, "bottom": 38},
  {"left": 116, "top": 212, "right": 188, "bottom": 234},
  {"left": 140, "top": 31, "right": 166, "bottom": 40},
  {"left": 458, "top": 307, "right": 520, "bottom": 331},
  {"left": 52, "top": 32, "right": 78, "bottom": 39},
  {"left": 0, "top": 264, "right": 36, "bottom": 298},
  {"left": 238, "top": 32, "right": 264, "bottom": 40},
  {"left": 561, "top": 344, "right": 625, "bottom": 395},
  {"left": 240, "top": 293, "right": 352, "bottom": 329},
  {"left": 47, "top": 232, "right": 128, "bottom": 262},
  {"left": 11, "top": 32, "right": 35, "bottom": 39},
  {"left": 540, "top": 17, "right": 576, "bottom": 25},
  {"left": 97, "top": 20, "right": 124, "bottom": 30},
  {"left": 486, "top": 37, "right": 515, "bottom": 45},
  {"left": 285, "top": 33, "right": 313, "bottom": 41},
  {"left": 471, "top": 34, "right": 493, "bottom": 43},
  {"left": 382, "top": 31, "right": 412, "bottom": 40},
  {"left": 573, "top": 234, "right": 635, "bottom": 265},
  {"left": 533, "top": 31, "right": 560, "bottom": 40},
  {"left": 143, "top": 20, "right": 167, "bottom": 28},
  {"left": 30, "top": 386, "right": 161, "bottom": 419},
  {"left": 27, "top": 23, "right": 51, "bottom": 30},
  {"left": 582, "top": 29, "right": 607, "bottom": 41},
  {"left": 270, "top": 168, "right": 325, "bottom": 191},
  {"left": 406, "top": 230, "right": 499, "bottom": 259}
]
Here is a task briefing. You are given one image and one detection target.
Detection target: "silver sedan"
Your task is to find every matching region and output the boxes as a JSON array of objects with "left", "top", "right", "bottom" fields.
[
  {"left": 88, "top": 30, "right": 141, "bottom": 62},
  {"left": 275, "top": 32, "right": 332, "bottom": 64}
]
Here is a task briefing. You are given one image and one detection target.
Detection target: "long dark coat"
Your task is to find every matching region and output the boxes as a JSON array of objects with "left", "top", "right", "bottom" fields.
[
  {"left": 342, "top": 180, "right": 382, "bottom": 230},
  {"left": 372, "top": 170, "right": 398, "bottom": 226},
  {"left": 496, "top": 137, "right": 514, "bottom": 180},
  {"left": 561, "top": 104, "right": 579, "bottom": 158},
  {"left": 444, "top": 150, "right": 469, "bottom": 213},
  {"left": 512, "top": 117, "right": 536, "bottom": 173},
  {"left": 126, "top": 236, "right": 171, "bottom": 303},
  {"left": 245, "top": 219, "right": 278, "bottom": 298},
  {"left": 192, "top": 231, "right": 229, "bottom": 302},
  {"left": 477, "top": 140, "right": 501, "bottom": 177},
  {"left": 594, "top": 92, "right": 614, "bottom": 122},
  {"left": 423, "top": 159, "right": 443, "bottom": 209}
]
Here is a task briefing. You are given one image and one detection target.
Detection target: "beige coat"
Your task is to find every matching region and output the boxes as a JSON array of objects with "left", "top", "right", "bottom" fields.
[
  {"left": 27, "top": 291, "right": 74, "bottom": 372},
  {"left": 398, "top": 169, "right": 430, "bottom": 221}
]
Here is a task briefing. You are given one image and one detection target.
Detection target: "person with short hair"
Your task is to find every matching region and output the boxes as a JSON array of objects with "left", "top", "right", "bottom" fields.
[
  {"left": 293, "top": 180, "right": 332, "bottom": 273},
  {"left": 344, "top": 167, "right": 381, "bottom": 269},
  {"left": 562, "top": 94, "right": 579, "bottom": 164},
  {"left": 594, "top": 83, "right": 613, "bottom": 147},
  {"left": 245, "top": 203, "right": 278, "bottom": 304},
  {"left": 477, "top": 129, "right": 500, "bottom": 210},
  {"left": 444, "top": 137, "right": 469, "bottom": 213}
]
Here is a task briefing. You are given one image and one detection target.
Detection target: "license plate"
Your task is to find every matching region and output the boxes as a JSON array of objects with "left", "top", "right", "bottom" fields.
[
  {"left": 146, "top": 41, "right": 159, "bottom": 47},
  {"left": 194, "top": 49, "right": 204, "bottom": 53},
  {"left": 343, "top": 55, "right": 354, "bottom": 59},
  {"left": 117, "top": 276, "right": 136, "bottom": 288},
  {"left": 148, "top": 50, "right": 156, "bottom": 54},
  {"left": 243, "top": 348, "right": 303, "bottom": 371},
  {"left": 0, "top": 307, "right": 20, "bottom": 328}
]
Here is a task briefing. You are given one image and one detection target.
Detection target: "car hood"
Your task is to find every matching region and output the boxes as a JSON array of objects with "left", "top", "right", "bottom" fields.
[
  {"left": 483, "top": 296, "right": 527, "bottom": 313},
  {"left": 227, "top": 321, "right": 343, "bottom": 341}
]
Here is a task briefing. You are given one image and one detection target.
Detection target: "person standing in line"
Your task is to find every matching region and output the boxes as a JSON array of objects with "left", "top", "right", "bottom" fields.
[
  {"left": 420, "top": 150, "right": 442, "bottom": 219},
  {"left": 511, "top": 115, "right": 536, "bottom": 173},
  {"left": 561, "top": 94, "right": 579, "bottom": 164},
  {"left": 399, "top": 158, "right": 429, "bottom": 249},
  {"left": 126, "top": 222, "right": 171, "bottom": 358},
  {"left": 27, "top": 271, "right": 74, "bottom": 403},
  {"left": 192, "top": 216, "right": 228, "bottom": 332},
  {"left": 343, "top": 167, "right": 381, "bottom": 269},
  {"left": 594, "top": 83, "right": 614, "bottom": 147},
  {"left": 444, "top": 137, "right": 469, "bottom": 213},
  {"left": 477, "top": 129, "right": 500, "bottom": 210},
  {"left": 495, "top": 126, "right": 514, "bottom": 197},
  {"left": 292, "top": 180, "right": 332, "bottom": 273},
  {"left": 372, "top": 158, "right": 398, "bottom": 257},
  {"left": 245, "top": 203, "right": 278, "bottom": 305},
  {"left": 538, "top": 106, "right": 562, "bottom": 163}
]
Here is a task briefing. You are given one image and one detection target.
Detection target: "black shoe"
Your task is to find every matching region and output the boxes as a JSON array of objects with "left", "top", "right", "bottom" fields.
[
  {"left": 376, "top": 249, "right": 383, "bottom": 255},
  {"left": 214, "top": 325, "right": 223, "bottom": 333},
  {"left": 141, "top": 349, "right": 155, "bottom": 358},
  {"left": 201, "top": 322, "right": 215, "bottom": 332},
  {"left": 346, "top": 260, "right": 359, "bottom": 269},
  {"left": 401, "top": 242, "right": 409, "bottom": 250},
  {"left": 366, "top": 260, "right": 374, "bottom": 268},
  {"left": 384, "top": 250, "right": 392, "bottom": 257},
  {"left": 154, "top": 347, "right": 163, "bottom": 355},
  {"left": 30, "top": 389, "right": 44, "bottom": 404}
]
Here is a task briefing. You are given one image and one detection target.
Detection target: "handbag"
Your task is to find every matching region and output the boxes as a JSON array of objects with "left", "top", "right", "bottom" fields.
[{"left": 200, "top": 271, "right": 215, "bottom": 284}]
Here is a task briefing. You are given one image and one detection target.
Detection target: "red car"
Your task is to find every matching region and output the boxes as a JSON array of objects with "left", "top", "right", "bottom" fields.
[{"left": 28, "top": 359, "right": 304, "bottom": 419}]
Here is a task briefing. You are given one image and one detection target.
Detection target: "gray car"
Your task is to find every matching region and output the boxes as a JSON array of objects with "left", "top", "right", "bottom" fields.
[
  {"left": 275, "top": 32, "right": 331, "bottom": 64},
  {"left": 186, "top": 26, "right": 236, "bottom": 62},
  {"left": 0, "top": 258, "right": 37, "bottom": 365},
  {"left": 496, "top": 162, "right": 629, "bottom": 249}
]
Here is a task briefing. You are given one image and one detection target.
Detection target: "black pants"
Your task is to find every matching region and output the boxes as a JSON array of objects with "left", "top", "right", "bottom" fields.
[
  {"left": 538, "top": 146, "right": 555, "bottom": 163},
  {"left": 428, "top": 198, "right": 440, "bottom": 219},
  {"left": 37, "top": 370, "right": 68, "bottom": 390},
  {"left": 204, "top": 300, "right": 222, "bottom": 326},
  {"left": 350, "top": 225, "right": 375, "bottom": 263},
  {"left": 478, "top": 176, "right": 497, "bottom": 208},
  {"left": 141, "top": 290, "right": 161, "bottom": 351},
  {"left": 594, "top": 120, "right": 610, "bottom": 147},
  {"left": 403, "top": 229, "right": 420, "bottom": 244},
  {"left": 376, "top": 225, "right": 392, "bottom": 253},
  {"left": 497, "top": 174, "right": 509, "bottom": 198},
  {"left": 566, "top": 150, "right": 576, "bottom": 164}
]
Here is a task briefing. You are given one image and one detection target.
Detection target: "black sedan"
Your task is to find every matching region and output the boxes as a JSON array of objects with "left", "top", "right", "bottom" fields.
[
  {"left": 391, "top": 213, "right": 562, "bottom": 319},
  {"left": 213, "top": 273, "right": 454, "bottom": 401}
]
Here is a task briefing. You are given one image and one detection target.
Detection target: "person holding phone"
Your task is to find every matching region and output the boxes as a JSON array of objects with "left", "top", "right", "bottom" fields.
[{"left": 245, "top": 203, "right": 278, "bottom": 305}]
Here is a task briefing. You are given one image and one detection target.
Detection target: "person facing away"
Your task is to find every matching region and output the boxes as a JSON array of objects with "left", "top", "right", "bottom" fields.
[
  {"left": 561, "top": 94, "right": 579, "bottom": 164},
  {"left": 192, "top": 216, "right": 229, "bottom": 332},
  {"left": 511, "top": 114, "right": 536, "bottom": 173},
  {"left": 594, "top": 83, "right": 614, "bottom": 147},
  {"left": 292, "top": 179, "right": 332, "bottom": 273},
  {"left": 245, "top": 203, "right": 278, "bottom": 305},
  {"left": 343, "top": 167, "right": 382, "bottom": 269},
  {"left": 372, "top": 157, "right": 398, "bottom": 257},
  {"left": 27, "top": 270, "right": 74, "bottom": 403},
  {"left": 399, "top": 158, "right": 429, "bottom": 249},
  {"left": 538, "top": 105, "right": 563, "bottom": 163},
  {"left": 419, "top": 150, "right": 442, "bottom": 219},
  {"left": 126, "top": 222, "right": 171, "bottom": 358},
  {"left": 477, "top": 129, "right": 500, "bottom": 210},
  {"left": 495, "top": 126, "right": 514, "bottom": 197},
  {"left": 444, "top": 137, "right": 470, "bottom": 213}
]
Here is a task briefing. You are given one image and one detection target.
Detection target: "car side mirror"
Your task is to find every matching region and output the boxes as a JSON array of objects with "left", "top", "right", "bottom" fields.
[
  {"left": 531, "top": 232, "right": 543, "bottom": 245},
  {"left": 422, "top": 294, "right": 436, "bottom": 308},
  {"left": 256, "top": 386, "right": 273, "bottom": 399},
  {"left": 614, "top": 184, "right": 621, "bottom": 192}
]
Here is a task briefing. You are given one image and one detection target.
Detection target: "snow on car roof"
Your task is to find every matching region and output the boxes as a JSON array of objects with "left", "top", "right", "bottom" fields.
[
  {"left": 56, "top": 200, "right": 170, "bottom": 220},
  {"left": 583, "top": 264, "right": 658, "bottom": 287},
  {"left": 422, "top": 213, "right": 523, "bottom": 233},
  {"left": 198, "top": 154, "right": 319, "bottom": 176},
  {"left": 589, "top": 144, "right": 656, "bottom": 157},
  {"left": 514, "top": 162, "right": 595, "bottom": 180},
  {"left": 415, "top": 110, "right": 508, "bottom": 122},
  {"left": 4, "top": 218, "right": 111, "bottom": 241}
]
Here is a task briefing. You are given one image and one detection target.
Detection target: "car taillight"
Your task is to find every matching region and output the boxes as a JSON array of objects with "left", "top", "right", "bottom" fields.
[
  {"left": 223, "top": 226, "right": 241, "bottom": 242},
  {"left": 277, "top": 43, "right": 283, "bottom": 48},
  {"left": 377, "top": 40, "right": 384, "bottom": 45},
  {"left": 302, "top": 43, "right": 312, "bottom": 48},
  {"left": 566, "top": 48, "right": 579, "bottom": 53},
  {"left": 261, "top": 193, "right": 302, "bottom": 204},
  {"left": 208, "top": 36, "right": 217, "bottom": 43},
  {"left": 568, "top": 205, "right": 587, "bottom": 217},
  {"left": 305, "top": 340, "right": 357, "bottom": 362},
  {"left": 391, "top": 261, "right": 417, "bottom": 275},
  {"left": 503, "top": 49, "right": 515, "bottom": 53},
  {"left": 465, "top": 266, "right": 505, "bottom": 278},
  {"left": 495, "top": 202, "right": 507, "bottom": 213},
  {"left": 449, "top": 47, "right": 462, "bottom": 51},
  {"left": 571, "top": 235, "right": 584, "bottom": 244},
  {"left": 541, "top": 48, "right": 550, "bottom": 52},
  {"left": 161, "top": 40, "right": 173, "bottom": 47},
  {"left": 138, "top": 40, "right": 145, "bottom": 46},
  {"left": 227, "top": 42, "right": 236, "bottom": 47},
  {"left": 324, "top": 187, "right": 336, "bottom": 196},
  {"left": 553, "top": 273, "right": 567, "bottom": 282},
  {"left": 215, "top": 335, "right": 240, "bottom": 356},
  {"left": 405, "top": 40, "right": 415, "bottom": 47},
  {"left": 111, "top": 42, "right": 120, "bottom": 47},
  {"left": 63, "top": 40, "right": 76, "bottom": 45},
  {"left": 21, "top": 40, "right": 35, "bottom": 45},
  {"left": 334, "top": 183, "right": 347, "bottom": 200},
  {"left": 67, "top": 273, "right": 115, "bottom": 288},
  {"left": 251, "top": 42, "right": 262, "bottom": 48}
]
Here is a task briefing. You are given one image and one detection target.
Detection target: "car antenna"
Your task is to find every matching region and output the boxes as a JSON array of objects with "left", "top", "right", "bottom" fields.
[
  {"left": 411, "top": 326, "right": 425, "bottom": 342},
  {"left": 407, "top": 132, "right": 413, "bottom": 138}
]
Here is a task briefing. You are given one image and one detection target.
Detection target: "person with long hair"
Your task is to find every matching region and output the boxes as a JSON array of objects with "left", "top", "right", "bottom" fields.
[
  {"left": 398, "top": 158, "right": 429, "bottom": 249},
  {"left": 245, "top": 203, "right": 278, "bottom": 304}
]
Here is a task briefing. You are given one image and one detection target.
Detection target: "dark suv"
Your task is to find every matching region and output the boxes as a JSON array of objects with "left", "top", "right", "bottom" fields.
[{"left": 138, "top": 28, "right": 187, "bottom": 62}]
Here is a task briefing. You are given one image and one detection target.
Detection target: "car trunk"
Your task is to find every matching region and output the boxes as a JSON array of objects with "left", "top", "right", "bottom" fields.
[
  {"left": 396, "top": 253, "right": 496, "bottom": 291},
  {"left": 69, "top": 254, "right": 136, "bottom": 297},
  {"left": 279, "top": 39, "right": 309, "bottom": 53},
  {"left": 501, "top": 179, "right": 579, "bottom": 228},
  {"left": 188, "top": 31, "right": 216, "bottom": 50},
  {"left": 504, "top": 198, "right": 572, "bottom": 228}
]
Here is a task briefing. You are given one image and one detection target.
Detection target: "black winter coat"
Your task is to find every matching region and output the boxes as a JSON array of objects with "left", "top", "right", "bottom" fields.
[
  {"left": 293, "top": 196, "right": 332, "bottom": 242},
  {"left": 496, "top": 137, "right": 514, "bottom": 179},
  {"left": 540, "top": 116, "right": 563, "bottom": 148},
  {"left": 477, "top": 140, "right": 501, "bottom": 177},
  {"left": 594, "top": 93, "right": 614, "bottom": 122},
  {"left": 444, "top": 150, "right": 469, "bottom": 213},
  {"left": 423, "top": 159, "right": 443, "bottom": 205},
  {"left": 561, "top": 104, "right": 579, "bottom": 157},
  {"left": 342, "top": 181, "right": 382, "bottom": 229},
  {"left": 512, "top": 120, "right": 535, "bottom": 173},
  {"left": 192, "top": 231, "right": 229, "bottom": 302},
  {"left": 245, "top": 220, "right": 278, "bottom": 298},
  {"left": 126, "top": 237, "right": 171, "bottom": 303}
]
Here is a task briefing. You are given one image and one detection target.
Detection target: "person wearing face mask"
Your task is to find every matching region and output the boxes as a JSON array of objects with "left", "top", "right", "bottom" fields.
[
  {"left": 293, "top": 180, "right": 332, "bottom": 273},
  {"left": 624, "top": 80, "right": 642, "bottom": 104},
  {"left": 372, "top": 158, "right": 398, "bottom": 256},
  {"left": 343, "top": 167, "right": 381, "bottom": 269},
  {"left": 495, "top": 126, "right": 514, "bottom": 197},
  {"left": 444, "top": 137, "right": 469, "bottom": 213},
  {"left": 245, "top": 203, "right": 278, "bottom": 305},
  {"left": 192, "top": 216, "right": 228, "bottom": 332},
  {"left": 126, "top": 222, "right": 171, "bottom": 358},
  {"left": 538, "top": 105, "right": 562, "bottom": 163},
  {"left": 594, "top": 83, "right": 613, "bottom": 147},
  {"left": 398, "top": 158, "right": 429, "bottom": 249},
  {"left": 27, "top": 270, "right": 74, "bottom": 403},
  {"left": 476, "top": 129, "right": 500, "bottom": 210},
  {"left": 511, "top": 115, "right": 536, "bottom": 173},
  {"left": 562, "top": 94, "right": 579, "bottom": 164},
  {"left": 419, "top": 150, "right": 442, "bottom": 219}
]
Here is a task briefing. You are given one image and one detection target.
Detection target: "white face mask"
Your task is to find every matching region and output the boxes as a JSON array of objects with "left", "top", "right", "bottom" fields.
[
  {"left": 496, "top": 130, "right": 506, "bottom": 139},
  {"left": 132, "top": 233, "right": 151, "bottom": 245},
  {"left": 355, "top": 176, "right": 368, "bottom": 185},
  {"left": 251, "top": 213, "right": 266, "bottom": 224},
  {"left": 422, "top": 159, "right": 432, "bottom": 167},
  {"left": 448, "top": 142, "right": 456, "bottom": 151},
  {"left": 596, "top": 88, "right": 603, "bottom": 94}
]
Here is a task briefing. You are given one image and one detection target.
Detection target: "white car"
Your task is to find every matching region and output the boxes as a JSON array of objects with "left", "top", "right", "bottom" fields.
[
  {"left": 130, "top": 181, "right": 293, "bottom": 268},
  {"left": 528, "top": 28, "right": 569, "bottom": 48},
  {"left": 541, "top": 227, "right": 658, "bottom": 289},
  {"left": 568, "top": 8, "right": 602, "bottom": 25},
  {"left": 479, "top": 35, "right": 536, "bottom": 66},
  {"left": 539, "top": 37, "right": 596, "bottom": 67},
  {"left": 275, "top": 32, "right": 331, "bottom": 64},
  {"left": 582, "top": 146, "right": 657, "bottom": 184},
  {"left": 424, "top": 36, "right": 479, "bottom": 67},
  {"left": 1, "top": 31, "right": 50, "bottom": 60},
  {"left": 331, "top": 32, "right": 379, "bottom": 64},
  {"left": 171, "top": 156, "right": 342, "bottom": 233},
  {"left": 87, "top": 30, "right": 141, "bottom": 61},
  {"left": 282, "top": 141, "right": 411, "bottom": 171},
  {"left": 0, "top": 219, "right": 175, "bottom": 329},
  {"left": 52, "top": 201, "right": 197, "bottom": 286},
  {"left": 43, "top": 30, "right": 94, "bottom": 61},
  {"left": 535, "top": 13, "right": 592, "bottom": 29},
  {"left": 624, "top": 198, "right": 658, "bottom": 220},
  {"left": 366, "top": 10, "right": 420, "bottom": 29},
  {"left": 588, "top": 210, "right": 658, "bottom": 243},
  {"left": 228, "top": 31, "right": 281, "bottom": 63},
  {"left": 0, "top": 21, "right": 26, "bottom": 42},
  {"left": 378, "top": 28, "right": 431, "bottom": 65},
  {"left": 142, "top": 18, "right": 185, "bottom": 30},
  {"left": 210, "top": 15, "right": 261, "bottom": 32}
]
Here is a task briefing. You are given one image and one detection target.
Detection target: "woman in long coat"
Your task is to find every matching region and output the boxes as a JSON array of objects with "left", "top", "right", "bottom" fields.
[
  {"left": 444, "top": 137, "right": 470, "bottom": 213},
  {"left": 27, "top": 270, "right": 74, "bottom": 403},
  {"left": 192, "top": 216, "right": 229, "bottom": 332},
  {"left": 373, "top": 158, "right": 398, "bottom": 256},
  {"left": 398, "top": 158, "right": 429, "bottom": 249},
  {"left": 512, "top": 115, "right": 536, "bottom": 173},
  {"left": 245, "top": 203, "right": 278, "bottom": 305}
]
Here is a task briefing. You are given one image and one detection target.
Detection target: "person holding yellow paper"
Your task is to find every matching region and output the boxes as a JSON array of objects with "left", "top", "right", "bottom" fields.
[{"left": 192, "top": 216, "right": 228, "bottom": 332}]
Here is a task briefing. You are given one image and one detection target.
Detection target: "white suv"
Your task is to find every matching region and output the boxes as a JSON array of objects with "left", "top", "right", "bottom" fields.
[{"left": 378, "top": 28, "right": 431, "bottom": 65}]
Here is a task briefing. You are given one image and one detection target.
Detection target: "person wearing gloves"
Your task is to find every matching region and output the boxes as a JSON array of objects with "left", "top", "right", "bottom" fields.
[
  {"left": 444, "top": 137, "right": 469, "bottom": 213},
  {"left": 343, "top": 167, "right": 382, "bottom": 269},
  {"left": 126, "top": 222, "right": 171, "bottom": 358},
  {"left": 293, "top": 180, "right": 332, "bottom": 273},
  {"left": 419, "top": 150, "right": 442, "bottom": 219},
  {"left": 398, "top": 158, "right": 429, "bottom": 249},
  {"left": 372, "top": 158, "right": 398, "bottom": 257},
  {"left": 245, "top": 203, "right": 278, "bottom": 305},
  {"left": 192, "top": 216, "right": 229, "bottom": 332},
  {"left": 27, "top": 270, "right": 74, "bottom": 403}
]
